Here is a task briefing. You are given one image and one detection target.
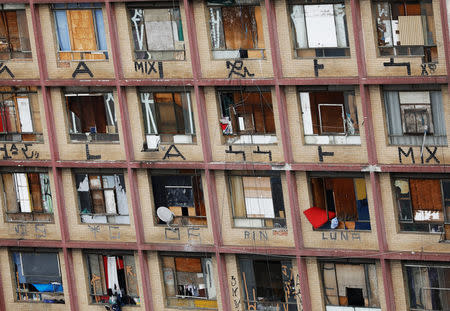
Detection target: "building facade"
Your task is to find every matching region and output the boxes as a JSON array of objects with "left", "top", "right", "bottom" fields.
[{"left": 0, "top": 0, "right": 449, "bottom": 310}]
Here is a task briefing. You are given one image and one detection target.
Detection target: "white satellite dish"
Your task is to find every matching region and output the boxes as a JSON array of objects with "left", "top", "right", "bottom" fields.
[{"left": 157, "top": 206, "right": 174, "bottom": 225}]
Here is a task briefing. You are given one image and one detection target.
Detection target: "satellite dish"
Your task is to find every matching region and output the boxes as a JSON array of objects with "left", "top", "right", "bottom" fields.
[{"left": 157, "top": 206, "right": 174, "bottom": 225}]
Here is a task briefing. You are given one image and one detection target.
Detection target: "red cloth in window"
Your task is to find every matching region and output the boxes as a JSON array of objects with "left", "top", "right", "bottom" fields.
[
  {"left": 117, "top": 257, "right": 124, "bottom": 270},
  {"left": 103, "top": 255, "right": 108, "bottom": 287},
  {"left": 303, "top": 206, "right": 336, "bottom": 229}
]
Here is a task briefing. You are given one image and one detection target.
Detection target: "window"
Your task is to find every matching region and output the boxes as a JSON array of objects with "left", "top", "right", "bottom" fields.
[
  {"left": 65, "top": 92, "right": 118, "bottom": 142},
  {"left": 384, "top": 88, "right": 446, "bottom": 146},
  {"left": 229, "top": 172, "right": 286, "bottom": 228},
  {"left": 393, "top": 177, "right": 450, "bottom": 234},
  {"left": 208, "top": 0, "right": 265, "bottom": 59},
  {"left": 320, "top": 261, "right": 380, "bottom": 309},
  {"left": 11, "top": 251, "right": 64, "bottom": 303},
  {"left": 75, "top": 172, "right": 129, "bottom": 224},
  {"left": 308, "top": 176, "right": 370, "bottom": 230},
  {"left": 151, "top": 170, "right": 206, "bottom": 226},
  {"left": 404, "top": 263, "right": 450, "bottom": 311},
  {"left": 140, "top": 91, "right": 195, "bottom": 149},
  {"left": 86, "top": 252, "right": 139, "bottom": 305},
  {"left": 238, "top": 257, "right": 298, "bottom": 310},
  {"left": 374, "top": 0, "right": 437, "bottom": 61},
  {"left": 53, "top": 3, "right": 108, "bottom": 61},
  {"left": 290, "top": 0, "right": 350, "bottom": 58},
  {"left": 299, "top": 87, "right": 358, "bottom": 144},
  {"left": 1, "top": 171, "right": 53, "bottom": 222},
  {"left": 0, "top": 4, "right": 31, "bottom": 60},
  {"left": 0, "top": 87, "right": 42, "bottom": 142},
  {"left": 128, "top": 3, "right": 185, "bottom": 61},
  {"left": 219, "top": 89, "right": 276, "bottom": 144},
  {"left": 161, "top": 255, "right": 217, "bottom": 309}
]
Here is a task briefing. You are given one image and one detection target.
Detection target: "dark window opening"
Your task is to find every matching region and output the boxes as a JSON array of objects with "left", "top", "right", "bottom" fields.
[
  {"left": 12, "top": 251, "right": 64, "bottom": 303},
  {"left": 66, "top": 93, "right": 118, "bottom": 142},
  {"left": 151, "top": 171, "right": 206, "bottom": 226}
]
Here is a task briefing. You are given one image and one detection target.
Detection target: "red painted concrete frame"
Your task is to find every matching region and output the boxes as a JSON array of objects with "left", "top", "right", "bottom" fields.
[{"left": 264, "top": 0, "right": 312, "bottom": 310}]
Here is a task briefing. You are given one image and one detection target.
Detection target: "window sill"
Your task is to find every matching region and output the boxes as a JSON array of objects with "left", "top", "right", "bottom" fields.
[
  {"left": 80, "top": 214, "right": 130, "bottom": 225},
  {"left": 212, "top": 49, "right": 265, "bottom": 60},
  {"left": 234, "top": 218, "right": 286, "bottom": 229},
  {"left": 225, "top": 134, "right": 277, "bottom": 145},
  {"left": 304, "top": 135, "right": 360, "bottom": 145},
  {"left": 326, "top": 306, "right": 381, "bottom": 311}
]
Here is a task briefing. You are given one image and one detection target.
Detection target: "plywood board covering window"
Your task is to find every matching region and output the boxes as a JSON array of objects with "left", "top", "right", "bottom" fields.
[{"left": 0, "top": 4, "right": 31, "bottom": 59}]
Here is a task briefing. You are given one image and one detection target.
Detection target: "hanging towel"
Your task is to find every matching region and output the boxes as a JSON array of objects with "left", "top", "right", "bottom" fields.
[{"left": 107, "top": 256, "right": 121, "bottom": 296}]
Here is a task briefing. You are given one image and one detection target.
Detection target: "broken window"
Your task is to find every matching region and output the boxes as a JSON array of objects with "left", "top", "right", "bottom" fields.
[
  {"left": 308, "top": 176, "right": 371, "bottom": 230},
  {"left": 1, "top": 171, "right": 53, "bottom": 222},
  {"left": 208, "top": 0, "right": 265, "bottom": 59},
  {"left": 299, "top": 87, "right": 358, "bottom": 144},
  {"left": 75, "top": 172, "right": 129, "bottom": 224},
  {"left": 384, "top": 87, "right": 446, "bottom": 146},
  {"left": 85, "top": 252, "right": 140, "bottom": 305},
  {"left": 290, "top": 0, "right": 349, "bottom": 58},
  {"left": 394, "top": 177, "right": 450, "bottom": 235},
  {"left": 404, "top": 263, "right": 450, "bottom": 311},
  {"left": 0, "top": 87, "right": 42, "bottom": 142},
  {"left": 151, "top": 170, "right": 206, "bottom": 226},
  {"left": 219, "top": 89, "right": 276, "bottom": 144},
  {"left": 140, "top": 91, "right": 195, "bottom": 149},
  {"left": 12, "top": 251, "right": 64, "bottom": 303},
  {"left": 161, "top": 255, "right": 217, "bottom": 309},
  {"left": 128, "top": 3, "right": 185, "bottom": 61},
  {"left": 374, "top": 0, "right": 437, "bottom": 61},
  {"left": 320, "top": 261, "right": 380, "bottom": 309},
  {"left": 0, "top": 4, "right": 31, "bottom": 60},
  {"left": 239, "top": 257, "right": 298, "bottom": 310},
  {"left": 65, "top": 92, "right": 118, "bottom": 142},
  {"left": 53, "top": 3, "right": 108, "bottom": 61},
  {"left": 229, "top": 172, "right": 286, "bottom": 228}
]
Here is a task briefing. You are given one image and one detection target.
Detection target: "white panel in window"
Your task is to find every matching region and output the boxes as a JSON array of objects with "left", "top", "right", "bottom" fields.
[
  {"left": 304, "top": 5, "right": 337, "bottom": 48},
  {"left": 300, "top": 92, "right": 313, "bottom": 135},
  {"left": 399, "top": 91, "right": 430, "bottom": 104},
  {"left": 17, "top": 97, "right": 33, "bottom": 133}
]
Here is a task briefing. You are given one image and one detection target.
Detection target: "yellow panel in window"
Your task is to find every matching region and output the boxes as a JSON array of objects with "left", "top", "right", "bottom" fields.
[
  {"left": 354, "top": 178, "right": 367, "bottom": 201},
  {"left": 194, "top": 299, "right": 218, "bottom": 309},
  {"left": 67, "top": 10, "right": 97, "bottom": 51}
]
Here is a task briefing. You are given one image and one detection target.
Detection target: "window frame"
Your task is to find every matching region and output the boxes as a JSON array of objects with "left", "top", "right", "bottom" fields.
[
  {"left": 65, "top": 92, "right": 119, "bottom": 143},
  {"left": 207, "top": 0, "right": 266, "bottom": 60},
  {"left": 1, "top": 170, "right": 54, "bottom": 223},
  {"left": 160, "top": 254, "right": 217, "bottom": 309},
  {"left": 289, "top": 0, "right": 350, "bottom": 58},
  {"left": 372, "top": 0, "right": 437, "bottom": 61},
  {"left": 228, "top": 171, "right": 286, "bottom": 229},
  {"left": 84, "top": 251, "right": 140, "bottom": 306},
  {"left": 52, "top": 3, "right": 108, "bottom": 62},
  {"left": 74, "top": 171, "right": 130, "bottom": 225},
  {"left": 308, "top": 173, "right": 371, "bottom": 231},
  {"left": 150, "top": 170, "right": 207, "bottom": 227},
  {"left": 127, "top": 2, "right": 186, "bottom": 61},
  {"left": 392, "top": 176, "right": 449, "bottom": 234},
  {"left": 0, "top": 4, "right": 32, "bottom": 60},
  {"left": 11, "top": 250, "right": 64, "bottom": 303},
  {"left": 0, "top": 87, "right": 42, "bottom": 143}
]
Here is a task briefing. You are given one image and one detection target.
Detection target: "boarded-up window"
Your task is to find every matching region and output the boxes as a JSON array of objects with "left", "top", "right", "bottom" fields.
[
  {"left": 320, "top": 262, "right": 380, "bottom": 308},
  {"left": 0, "top": 87, "right": 41, "bottom": 142},
  {"left": 12, "top": 251, "right": 64, "bottom": 303},
  {"left": 300, "top": 90, "right": 358, "bottom": 137},
  {"left": 0, "top": 4, "right": 31, "bottom": 60},
  {"left": 162, "top": 255, "right": 216, "bottom": 309},
  {"left": 394, "top": 177, "right": 448, "bottom": 233},
  {"left": 1, "top": 172, "right": 53, "bottom": 222},
  {"left": 290, "top": 1, "right": 349, "bottom": 58},
  {"left": 309, "top": 176, "right": 370, "bottom": 230},
  {"left": 208, "top": 0, "right": 265, "bottom": 59},
  {"left": 140, "top": 91, "right": 195, "bottom": 146},
  {"left": 86, "top": 253, "right": 139, "bottom": 305},
  {"left": 53, "top": 3, "right": 108, "bottom": 61},
  {"left": 129, "top": 4, "right": 185, "bottom": 60},
  {"left": 219, "top": 90, "right": 275, "bottom": 136},
  {"left": 229, "top": 173, "right": 286, "bottom": 228},
  {"left": 151, "top": 171, "right": 206, "bottom": 226},
  {"left": 66, "top": 93, "right": 118, "bottom": 142},
  {"left": 373, "top": 0, "right": 437, "bottom": 61},
  {"left": 75, "top": 173, "right": 129, "bottom": 224},
  {"left": 404, "top": 263, "right": 450, "bottom": 311}
]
